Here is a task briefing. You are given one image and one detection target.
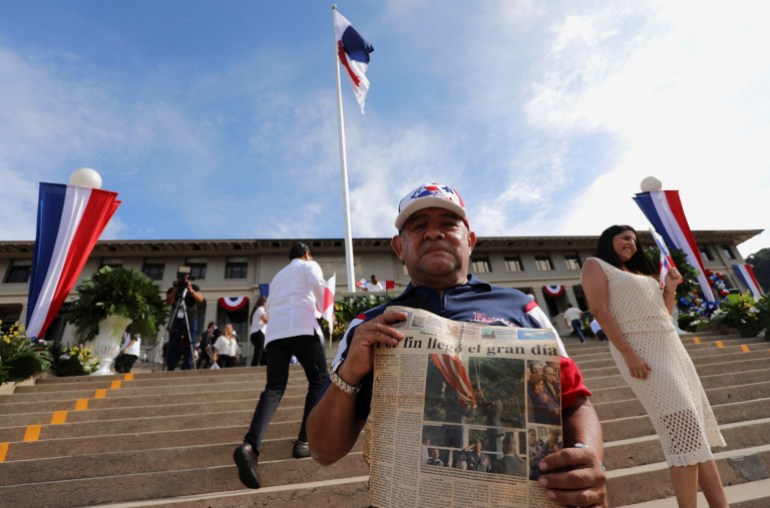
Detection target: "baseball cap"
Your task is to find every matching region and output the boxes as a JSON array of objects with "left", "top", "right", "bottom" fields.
[{"left": 395, "top": 183, "right": 468, "bottom": 229}]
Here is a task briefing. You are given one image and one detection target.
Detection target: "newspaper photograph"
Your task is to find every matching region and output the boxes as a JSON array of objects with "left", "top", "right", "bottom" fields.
[{"left": 366, "top": 306, "right": 563, "bottom": 508}]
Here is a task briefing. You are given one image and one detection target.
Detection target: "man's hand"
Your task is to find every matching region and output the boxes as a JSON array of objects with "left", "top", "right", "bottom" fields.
[
  {"left": 538, "top": 446, "right": 607, "bottom": 507},
  {"left": 336, "top": 310, "right": 408, "bottom": 384}
]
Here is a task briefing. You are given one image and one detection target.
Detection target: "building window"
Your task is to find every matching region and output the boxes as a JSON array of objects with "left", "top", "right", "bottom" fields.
[
  {"left": 564, "top": 254, "right": 582, "bottom": 271},
  {"left": 225, "top": 257, "right": 248, "bottom": 279},
  {"left": 5, "top": 261, "right": 32, "bottom": 283},
  {"left": 505, "top": 256, "right": 524, "bottom": 273},
  {"left": 100, "top": 258, "right": 123, "bottom": 268},
  {"left": 186, "top": 258, "right": 207, "bottom": 280},
  {"left": 0, "top": 304, "right": 23, "bottom": 333},
  {"left": 535, "top": 255, "right": 554, "bottom": 272},
  {"left": 471, "top": 256, "right": 491, "bottom": 274},
  {"left": 721, "top": 245, "right": 735, "bottom": 260},
  {"left": 142, "top": 262, "right": 165, "bottom": 281},
  {"left": 700, "top": 247, "right": 714, "bottom": 261}
]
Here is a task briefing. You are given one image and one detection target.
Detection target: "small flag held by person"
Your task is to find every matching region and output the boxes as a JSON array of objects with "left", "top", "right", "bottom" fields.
[
  {"left": 321, "top": 274, "right": 336, "bottom": 338},
  {"left": 333, "top": 9, "right": 374, "bottom": 114},
  {"left": 650, "top": 227, "right": 677, "bottom": 287}
]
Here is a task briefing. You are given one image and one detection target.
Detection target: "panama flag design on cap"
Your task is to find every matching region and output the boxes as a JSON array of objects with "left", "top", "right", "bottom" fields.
[
  {"left": 395, "top": 183, "right": 468, "bottom": 229},
  {"left": 334, "top": 9, "right": 374, "bottom": 114}
]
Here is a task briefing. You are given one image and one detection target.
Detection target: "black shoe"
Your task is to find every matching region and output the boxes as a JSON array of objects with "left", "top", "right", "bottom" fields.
[
  {"left": 292, "top": 440, "right": 310, "bottom": 459},
  {"left": 233, "top": 443, "right": 261, "bottom": 489}
]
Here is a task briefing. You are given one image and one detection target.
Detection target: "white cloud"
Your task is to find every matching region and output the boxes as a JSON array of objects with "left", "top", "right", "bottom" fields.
[{"left": 516, "top": 1, "right": 770, "bottom": 256}]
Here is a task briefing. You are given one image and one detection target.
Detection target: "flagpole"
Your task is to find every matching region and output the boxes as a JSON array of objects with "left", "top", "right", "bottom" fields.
[{"left": 332, "top": 4, "right": 357, "bottom": 293}]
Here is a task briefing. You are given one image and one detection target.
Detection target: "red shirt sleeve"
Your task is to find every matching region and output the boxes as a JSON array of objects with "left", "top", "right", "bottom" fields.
[{"left": 560, "top": 356, "right": 591, "bottom": 409}]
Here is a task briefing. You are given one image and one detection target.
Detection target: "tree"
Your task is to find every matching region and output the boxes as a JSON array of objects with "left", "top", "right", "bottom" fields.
[{"left": 746, "top": 248, "right": 770, "bottom": 294}]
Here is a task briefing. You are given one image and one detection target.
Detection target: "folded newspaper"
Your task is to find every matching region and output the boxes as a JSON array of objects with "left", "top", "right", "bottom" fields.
[{"left": 365, "top": 306, "right": 563, "bottom": 508}]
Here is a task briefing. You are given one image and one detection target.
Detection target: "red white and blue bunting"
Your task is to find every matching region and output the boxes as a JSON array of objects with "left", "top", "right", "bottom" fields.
[
  {"left": 542, "top": 285, "right": 565, "bottom": 298},
  {"left": 218, "top": 296, "right": 249, "bottom": 311}
]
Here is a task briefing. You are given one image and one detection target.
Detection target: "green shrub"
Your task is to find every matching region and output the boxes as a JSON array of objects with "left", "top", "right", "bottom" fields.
[{"left": 0, "top": 322, "right": 52, "bottom": 385}]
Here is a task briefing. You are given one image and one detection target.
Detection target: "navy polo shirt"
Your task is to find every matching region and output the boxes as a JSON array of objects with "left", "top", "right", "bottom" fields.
[{"left": 330, "top": 275, "right": 590, "bottom": 420}]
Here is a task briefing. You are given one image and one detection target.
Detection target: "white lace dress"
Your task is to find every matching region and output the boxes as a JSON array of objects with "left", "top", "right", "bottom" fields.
[{"left": 588, "top": 257, "right": 725, "bottom": 466}]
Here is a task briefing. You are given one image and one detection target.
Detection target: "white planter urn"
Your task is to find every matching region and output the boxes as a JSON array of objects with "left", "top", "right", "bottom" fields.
[{"left": 91, "top": 315, "right": 132, "bottom": 376}]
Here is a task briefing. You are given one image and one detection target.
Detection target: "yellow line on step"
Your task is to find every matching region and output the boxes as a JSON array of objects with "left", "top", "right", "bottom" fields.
[
  {"left": 23, "top": 424, "right": 41, "bottom": 442},
  {"left": 715, "top": 340, "right": 724, "bottom": 349},
  {"left": 123, "top": 373, "right": 134, "bottom": 381},
  {"left": 0, "top": 442, "right": 9, "bottom": 462},
  {"left": 94, "top": 389, "right": 107, "bottom": 399},
  {"left": 74, "top": 398, "right": 89, "bottom": 411},
  {"left": 50, "top": 411, "right": 68, "bottom": 425},
  {"left": 110, "top": 380, "right": 122, "bottom": 390},
  {"left": 693, "top": 337, "right": 701, "bottom": 344},
  {"left": 741, "top": 344, "right": 750, "bottom": 353}
]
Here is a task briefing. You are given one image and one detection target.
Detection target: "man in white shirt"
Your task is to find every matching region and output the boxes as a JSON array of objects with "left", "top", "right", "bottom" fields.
[
  {"left": 233, "top": 242, "right": 330, "bottom": 489},
  {"left": 563, "top": 304, "right": 585, "bottom": 343},
  {"left": 363, "top": 274, "right": 383, "bottom": 292}
]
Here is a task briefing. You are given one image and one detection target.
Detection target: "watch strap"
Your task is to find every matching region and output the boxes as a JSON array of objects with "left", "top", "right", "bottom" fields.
[{"left": 330, "top": 371, "right": 361, "bottom": 395}]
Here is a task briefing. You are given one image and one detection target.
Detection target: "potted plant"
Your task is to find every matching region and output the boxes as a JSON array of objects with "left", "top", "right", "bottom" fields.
[{"left": 66, "top": 266, "right": 168, "bottom": 374}]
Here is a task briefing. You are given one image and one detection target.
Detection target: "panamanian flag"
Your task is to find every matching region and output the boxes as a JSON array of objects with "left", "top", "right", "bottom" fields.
[
  {"left": 333, "top": 9, "right": 374, "bottom": 114},
  {"left": 649, "top": 227, "right": 677, "bottom": 287},
  {"left": 633, "top": 189, "right": 714, "bottom": 301},
  {"left": 25, "top": 183, "right": 120, "bottom": 338}
]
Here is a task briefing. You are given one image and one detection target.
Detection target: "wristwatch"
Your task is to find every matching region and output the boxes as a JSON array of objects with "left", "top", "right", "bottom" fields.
[{"left": 330, "top": 370, "right": 361, "bottom": 395}]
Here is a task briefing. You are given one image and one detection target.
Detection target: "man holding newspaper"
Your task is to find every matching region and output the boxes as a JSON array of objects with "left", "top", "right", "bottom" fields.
[{"left": 308, "top": 183, "right": 607, "bottom": 507}]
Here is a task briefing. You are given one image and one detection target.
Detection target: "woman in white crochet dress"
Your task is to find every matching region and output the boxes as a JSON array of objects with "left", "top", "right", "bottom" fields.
[{"left": 582, "top": 225, "right": 727, "bottom": 508}]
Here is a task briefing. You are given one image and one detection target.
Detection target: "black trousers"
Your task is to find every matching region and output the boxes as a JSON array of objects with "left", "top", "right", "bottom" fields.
[{"left": 244, "top": 334, "right": 329, "bottom": 453}]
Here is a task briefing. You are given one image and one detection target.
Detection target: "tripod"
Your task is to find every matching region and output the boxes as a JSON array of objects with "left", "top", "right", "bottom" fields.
[{"left": 156, "top": 285, "right": 197, "bottom": 371}]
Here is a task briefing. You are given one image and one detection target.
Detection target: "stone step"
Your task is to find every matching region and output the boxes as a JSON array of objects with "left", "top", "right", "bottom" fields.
[
  {"left": 585, "top": 361, "right": 770, "bottom": 389},
  {"left": 586, "top": 362, "right": 770, "bottom": 390},
  {"left": 593, "top": 380, "right": 770, "bottom": 421},
  {"left": 0, "top": 451, "right": 369, "bottom": 508},
  {"left": 0, "top": 387, "right": 268, "bottom": 415},
  {"left": 0, "top": 406, "right": 297, "bottom": 442},
  {"left": 0, "top": 380, "right": 310, "bottom": 404},
  {"left": 604, "top": 417, "right": 770, "bottom": 469},
  {"left": 0, "top": 438, "right": 365, "bottom": 488},
  {"left": 620, "top": 478, "right": 770, "bottom": 507},
  {"left": 601, "top": 397, "right": 770, "bottom": 442},
  {"left": 569, "top": 332, "right": 765, "bottom": 353},
  {"left": 573, "top": 341, "right": 770, "bottom": 370},
  {"left": 605, "top": 445, "right": 770, "bottom": 506},
  {"left": 0, "top": 395, "right": 306, "bottom": 428},
  {"left": 94, "top": 477, "right": 372, "bottom": 508},
  {"left": 0, "top": 422, "right": 284, "bottom": 462},
  {"left": 565, "top": 333, "right": 762, "bottom": 359},
  {"left": 589, "top": 367, "right": 770, "bottom": 403},
  {"left": 581, "top": 355, "right": 770, "bottom": 380}
]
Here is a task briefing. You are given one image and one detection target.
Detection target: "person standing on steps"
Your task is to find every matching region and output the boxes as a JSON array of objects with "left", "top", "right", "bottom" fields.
[
  {"left": 233, "top": 242, "right": 330, "bottom": 490},
  {"left": 249, "top": 296, "right": 269, "bottom": 366},
  {"left": 582, "top": 225, "right": 728, "bottom": 508},
  {"left": 563, "top": 303, "right": 585, "bottom": 343}
]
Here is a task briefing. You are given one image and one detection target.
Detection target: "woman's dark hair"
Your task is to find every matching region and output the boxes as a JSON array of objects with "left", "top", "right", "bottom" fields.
[
  {"left": 595, "top": 225, "right": 655, "bottom": 275},
  {"left": 289, "top": 242, "right": 311, "bottom": 260},
  {"left": 250, "top": 296, "right": 267, "bottom": 320}
]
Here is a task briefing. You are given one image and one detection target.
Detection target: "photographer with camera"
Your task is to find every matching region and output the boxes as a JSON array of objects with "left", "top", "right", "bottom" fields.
[{"left": 165, "top": 267, "right": 204, "bottom": 371}]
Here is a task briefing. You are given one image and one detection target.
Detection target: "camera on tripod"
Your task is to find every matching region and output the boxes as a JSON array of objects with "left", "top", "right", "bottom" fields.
[{"left": 175, "top": 266, "right": 192, "bottom": 291}]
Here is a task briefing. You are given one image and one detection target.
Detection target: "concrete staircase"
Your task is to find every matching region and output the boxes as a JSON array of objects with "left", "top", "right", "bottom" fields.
[{"left": 0, "top": 331, "right": 768, "bottom": 507}]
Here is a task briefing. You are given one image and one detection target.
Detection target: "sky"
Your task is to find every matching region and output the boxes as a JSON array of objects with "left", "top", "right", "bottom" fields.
[{"left": 1, "top": 0, "right": 769, "bottom": 257}]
